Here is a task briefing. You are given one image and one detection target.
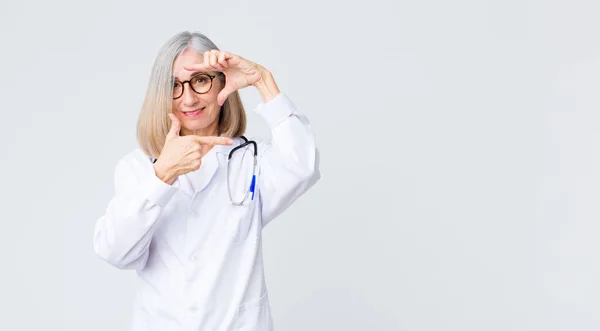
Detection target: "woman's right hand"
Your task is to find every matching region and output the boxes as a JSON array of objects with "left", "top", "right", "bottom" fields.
[{"left": 153, "top": 114, "right": 233, "bottom": 185}]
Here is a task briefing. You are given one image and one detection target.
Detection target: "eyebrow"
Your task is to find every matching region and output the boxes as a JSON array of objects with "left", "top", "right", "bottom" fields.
[{"left": 172, "top": 71, "right": 211, "bottom": 82}]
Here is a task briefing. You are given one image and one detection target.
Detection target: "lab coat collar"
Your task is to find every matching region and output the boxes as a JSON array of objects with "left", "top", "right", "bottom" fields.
[
  {"left": 213, "top": 136, "right": 248, "bottom": 168},
  {"left": 212, "top": 135, "right": 247, "bottom": 159},
  {"left": 179, "top": 136, "right": 245, "bottom": 198}
]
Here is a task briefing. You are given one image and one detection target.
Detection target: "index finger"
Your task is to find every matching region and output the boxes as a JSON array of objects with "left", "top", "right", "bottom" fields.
[
  {"left": 183, "top": 63, "right": 215, "bottom": 72},
  {"left": 194, "top": 136, "right": 234, "bottom": 146}
]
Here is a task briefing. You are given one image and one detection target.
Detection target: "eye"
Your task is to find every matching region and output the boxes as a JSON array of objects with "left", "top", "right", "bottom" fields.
[{"left": 192, "top": 76, "right": 208, "bottom": 84}]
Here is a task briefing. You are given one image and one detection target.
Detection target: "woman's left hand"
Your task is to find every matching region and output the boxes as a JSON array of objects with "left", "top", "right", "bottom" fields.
[{"left": 184, "top": 50, "right": 268, "bottom": 106}]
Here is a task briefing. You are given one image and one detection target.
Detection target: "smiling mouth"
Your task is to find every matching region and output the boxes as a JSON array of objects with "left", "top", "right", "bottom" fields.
[{"left": 182, "top": 107, "right": 205, "bottom": 117}]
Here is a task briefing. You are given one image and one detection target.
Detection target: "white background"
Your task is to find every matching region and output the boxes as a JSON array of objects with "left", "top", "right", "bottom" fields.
[{"left": 1, "top": 0, "right": 599, "bottom": 330}]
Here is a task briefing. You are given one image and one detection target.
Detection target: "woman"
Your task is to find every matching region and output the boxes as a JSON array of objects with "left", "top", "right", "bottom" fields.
[{"left": 93, "top": 31, "right": 320, "bottom": 331}]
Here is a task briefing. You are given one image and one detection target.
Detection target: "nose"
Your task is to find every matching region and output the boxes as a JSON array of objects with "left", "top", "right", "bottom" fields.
[{"left": 181, "top": 82, "right": 199, "bottom": 107}]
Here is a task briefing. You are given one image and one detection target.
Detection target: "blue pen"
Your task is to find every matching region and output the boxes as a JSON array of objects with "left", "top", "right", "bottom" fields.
[{"left": 249, "top": 175, "right": 256, "bottom": 200}]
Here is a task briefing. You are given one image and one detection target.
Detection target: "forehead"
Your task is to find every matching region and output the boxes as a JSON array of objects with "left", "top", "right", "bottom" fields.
[{"left": 172, "top": 49, "right": 204, "bottom": 80}]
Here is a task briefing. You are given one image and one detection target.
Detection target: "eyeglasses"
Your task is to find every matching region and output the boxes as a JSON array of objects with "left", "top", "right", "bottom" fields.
[{"left": 173, "top": 73, "right": 218, "bottom": 99}]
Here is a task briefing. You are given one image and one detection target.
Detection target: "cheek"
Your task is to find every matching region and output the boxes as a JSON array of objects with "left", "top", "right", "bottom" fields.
[
  {"left": 171, "top": 102, "right": 185, "bottom": 119},
  {"left": 206, "top": 88, "right": 221, "bottom": 102},
  {"left": 209, "top": 80, "right": 225, "bottom": 99},
  {"left": 174, "top": 112, "right": 186, "bottom": 124}
]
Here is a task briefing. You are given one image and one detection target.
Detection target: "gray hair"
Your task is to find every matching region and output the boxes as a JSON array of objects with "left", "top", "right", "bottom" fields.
[{"left": 137, "top": 31, "right": 246, "bottom": 158}]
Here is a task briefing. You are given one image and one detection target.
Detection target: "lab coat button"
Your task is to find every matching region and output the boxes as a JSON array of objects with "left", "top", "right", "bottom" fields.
[
  {"left": 190, "top": 255, "right": 198, "bottom": 262},
  {"left": 189, "top": 305, "right": 198, "bottom": 313}
]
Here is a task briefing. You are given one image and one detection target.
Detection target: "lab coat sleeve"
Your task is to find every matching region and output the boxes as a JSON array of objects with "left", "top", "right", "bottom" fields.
[
  {"left": 94, "top": 156, "right": 177, "bottom": 270},
  {"left": 254, "top": 93, "right": 321, "bottom": 226}
]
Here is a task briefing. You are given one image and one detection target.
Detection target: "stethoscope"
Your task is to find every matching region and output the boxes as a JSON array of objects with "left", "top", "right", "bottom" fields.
[
  {"left": 227, "top": 136, "right": 257, "bottom": 206},
  {"left": 152, "top": 135, "right": 257, "bottom": 206}
]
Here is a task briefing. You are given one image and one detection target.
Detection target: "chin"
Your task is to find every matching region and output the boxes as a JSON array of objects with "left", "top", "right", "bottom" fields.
[{"left": 183, "top": 123, "right": 214, "bottom": 134}]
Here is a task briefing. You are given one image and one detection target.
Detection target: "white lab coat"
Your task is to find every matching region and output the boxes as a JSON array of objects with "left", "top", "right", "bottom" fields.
[{"left": 93, "top": 93, "right": 320, "bottom": 331}]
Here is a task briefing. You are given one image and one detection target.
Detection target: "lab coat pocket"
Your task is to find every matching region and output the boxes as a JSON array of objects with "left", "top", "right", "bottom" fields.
[
  {"left": 229, "top": 204, "right": 258, "bottom": 245},
  {"left": 235, "top": 291, "right": 272, "bottom": 331}
]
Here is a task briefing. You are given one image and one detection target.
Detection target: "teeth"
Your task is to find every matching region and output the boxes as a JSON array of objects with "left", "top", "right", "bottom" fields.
[{"left": 185, "top": 108, "right": 204, "bottom": 114}]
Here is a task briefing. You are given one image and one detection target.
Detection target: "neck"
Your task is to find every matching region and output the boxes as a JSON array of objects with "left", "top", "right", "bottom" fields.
[{"left": 181, "top": 128, "right": 219, "bottom": 136}]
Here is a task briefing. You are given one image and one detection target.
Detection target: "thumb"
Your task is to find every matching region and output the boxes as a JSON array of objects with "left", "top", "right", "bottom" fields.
[
  {"left": 166, "top": 113, "right": 181, "bottom": 139},
  {"left": 218, "top": 86, "right": 235, "bottom": 107}
]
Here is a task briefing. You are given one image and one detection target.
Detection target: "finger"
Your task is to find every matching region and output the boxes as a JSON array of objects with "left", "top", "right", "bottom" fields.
[
  {"left": 218, "top": 51, "right": 228, "bottom": 68},
  {"left": 183, "top": 63, "right": 211, "bottom": 72},
  {"left": 184, "top": 51, "right": 230, "bottom": 72},
  {"left": 202, "top": 52, "right": 214, "bottom": 71},
  {"left": 223, "top": 51, "right": 241, "bottom": 67},
  {"left": 210, "top": 50, "right": 219, "bottom": 67},
  {"left": 217, "top": 85, "right": 236, "bottom": 107},
  {"left": 204, "top": 51, "right": 212, "bottom": 69},
  {"left": 209, "top": 50, "right": 225, "bottom": 71},
  {"left": 166, "top": 113, "right": 181, "bottom": 139},
  {"left": 190, "top": 151, "right": 203, "bottom": 160},
  {"left": 190, "top": 159, "right": 202, "bottom": 171},
  {"left": 194, "top": 136, "right": 234, "bottom": 146}
]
